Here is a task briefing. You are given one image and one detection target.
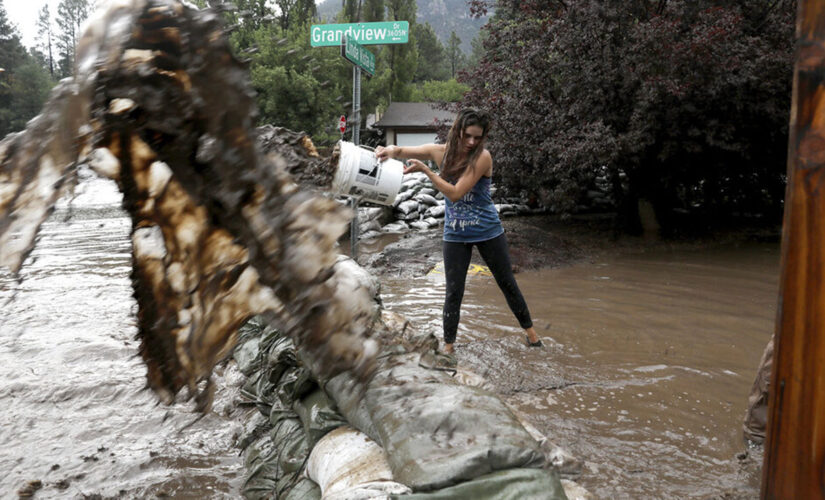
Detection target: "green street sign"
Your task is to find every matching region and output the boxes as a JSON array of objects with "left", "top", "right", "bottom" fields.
[
  {"left": 311, "top": 21, "right": 409, "bottom": 47},
  {"left": 341, "top": 35, "right": 375, "bottom": 76}
]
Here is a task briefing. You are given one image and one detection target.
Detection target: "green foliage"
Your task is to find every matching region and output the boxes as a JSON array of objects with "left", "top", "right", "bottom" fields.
[
  {"left": 414, "top": 23, "right": 449, "bottom": 82},
  {"left": 55, "top": 0, "right": 90, "bottom": 78},
  {"left": 445, "top": 31, "right": 464, "bottom": 78},
  {"left": 36, "top": 4, "right": 55, "bottom": 77},
  {"left": 461, "top": 0, "right": 795, "bottom": 234},
  {"left": 386, "top": 0, "right": 419, "bottom": 100},
  {"left": 363, "top": 0, "right": 385, "bottom": 22},
  {"left": 245, "top": 22, "right": 352, "bottom": 145},
  {"left": 410, "top": 78, "right": 468, "bottom": 102},
  {"left": 0, "top": 0, "right": 53, "bottom": 136}
]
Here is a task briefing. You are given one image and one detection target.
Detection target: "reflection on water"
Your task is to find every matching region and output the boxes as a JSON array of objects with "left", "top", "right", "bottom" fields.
[
  {"left": 0, "top": 179, "right": 245, "bottom": 498},
  {"left": 380, "top": 242, "right": 778, "bottom": 499}
]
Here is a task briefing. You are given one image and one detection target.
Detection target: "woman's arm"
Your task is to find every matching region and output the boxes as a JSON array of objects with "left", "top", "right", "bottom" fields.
[
  {"left": 404, "top": 150, "right": 492, "bottom": 203},
  {"left": 375, "top": 143, "right": 444, "bottom": 164}
]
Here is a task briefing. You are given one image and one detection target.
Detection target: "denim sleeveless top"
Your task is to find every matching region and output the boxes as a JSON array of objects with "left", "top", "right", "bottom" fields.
[{"left": 443, "top": 176, "right": 504, "bottom": 243}]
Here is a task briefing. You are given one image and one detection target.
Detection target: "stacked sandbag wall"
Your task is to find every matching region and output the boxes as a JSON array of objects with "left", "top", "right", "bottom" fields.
[
  {"left": 232, "top": 256, "right": 591, "bottom": 499},
  {"left": 353, "top": 172, "right": 542, "bottom": 240}
]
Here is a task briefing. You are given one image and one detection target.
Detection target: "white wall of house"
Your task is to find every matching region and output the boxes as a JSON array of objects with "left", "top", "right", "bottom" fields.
[
  {"left": 384, "top": 128, "right": 439, "bottom": 147},
  {"left": 396, "top": 132, "right": 439, "bottom": 147}
]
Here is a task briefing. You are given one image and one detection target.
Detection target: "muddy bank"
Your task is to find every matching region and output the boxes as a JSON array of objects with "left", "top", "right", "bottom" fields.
[{"left": 359, "top": 213, "right": 781, "bottom": 277}]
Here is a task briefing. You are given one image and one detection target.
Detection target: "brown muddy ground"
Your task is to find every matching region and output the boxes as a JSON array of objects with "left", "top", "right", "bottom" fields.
[{"left": 359, "top": 213, "right": 780, "bottom": 277}]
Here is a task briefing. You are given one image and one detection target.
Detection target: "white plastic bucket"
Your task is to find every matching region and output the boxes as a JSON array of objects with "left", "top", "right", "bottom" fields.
[{"left": 332, "top": 141, "right": 404, "bottom": 206}]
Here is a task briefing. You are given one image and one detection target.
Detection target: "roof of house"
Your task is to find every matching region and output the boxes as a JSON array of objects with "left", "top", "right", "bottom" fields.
[{"left": 373, "top": 102, "right": 455, "bottom": 129}]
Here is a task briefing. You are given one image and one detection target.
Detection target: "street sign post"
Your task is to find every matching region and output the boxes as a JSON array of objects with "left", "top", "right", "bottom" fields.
[
  {"left": 312, "top": 21, "right": 410, "bottom": 259},
  {"left": 311, "top": 21, "right": 409, "bottom": 47},
  {"left": 341, "top": 35, "right": 375, "bottom": 77}
]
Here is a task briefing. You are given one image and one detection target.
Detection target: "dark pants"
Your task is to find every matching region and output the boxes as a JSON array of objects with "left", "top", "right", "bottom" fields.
[{"left": 442, "top": 233, "right": 533, "bottom": 344}]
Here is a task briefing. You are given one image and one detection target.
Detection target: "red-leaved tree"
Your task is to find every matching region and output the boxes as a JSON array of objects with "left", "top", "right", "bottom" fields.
[{"left": 459, "top": 0, "right": 795, "bottom": 235}]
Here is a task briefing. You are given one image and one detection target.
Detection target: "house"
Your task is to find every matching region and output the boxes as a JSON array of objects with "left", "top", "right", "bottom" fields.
[{"left": 372, "top": 102, "right": 455, "bottom": 147}]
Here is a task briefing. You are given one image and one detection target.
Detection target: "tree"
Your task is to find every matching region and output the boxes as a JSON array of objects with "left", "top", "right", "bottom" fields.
[
  {"left": 363, "top": 0, "right": 383, "bottom": 22},
  {"left": 344, "top": 0, "right": 360, "bottom": 22},
  {"left": 0, "top": 0, "right": 52, "bottom": 136},
  {"left": 55, "top": 0, "right": 90, "bottom": 78},
  {"left": 461, "top": 0, "right": 795, "bottom": 235},
  {"left": 445, "top": 31, "right": 464, "bottom": 78},
  {"left": 36, "top": 4, "right": 55, "bottom": 77},
  {"left": 245, "top": 21, "right": 352, "bottom": 145},
  {"left": 385, "top": 0, "right": 418, "bottom": 101},
  {"left": 413, "top": 23, "right": 448, "bottom": 82},
  {"left": 467, "top": 28, "right": 487, "bottom": 68},
  {"left": 274, "top": 0, "right": 316, "bottom": 31},
  {"left": 410, "top": 78, "right": 468, "bottom": 102}
]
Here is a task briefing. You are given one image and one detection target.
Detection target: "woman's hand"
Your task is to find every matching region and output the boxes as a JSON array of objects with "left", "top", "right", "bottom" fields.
[
  {"left": 403, "top": 159, "right": 430, "bottom": 175},
  {"left": 374, "top": 145, "right": 397, "bottom": 162}
]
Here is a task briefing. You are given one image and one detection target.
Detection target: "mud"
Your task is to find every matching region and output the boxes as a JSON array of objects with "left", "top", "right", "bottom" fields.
[{"left": 369, "top": 215, "right": 780, "bottom": 499}]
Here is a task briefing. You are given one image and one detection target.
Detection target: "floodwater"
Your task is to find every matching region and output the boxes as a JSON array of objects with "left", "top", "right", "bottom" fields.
[
  {"left": 379, "top": 237, "right": 777, "bottom": 499},
  {"left": 0, "top": 175, "right": 777, "bottom": 498},
  {"left": 0, "top": 177, "right": 247, "bottom": 498}
]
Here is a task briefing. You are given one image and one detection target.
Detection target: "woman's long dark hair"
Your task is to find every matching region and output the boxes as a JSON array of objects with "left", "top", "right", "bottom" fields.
[{"left": 440, "top": 108, "right": 491, "bottom": 181}]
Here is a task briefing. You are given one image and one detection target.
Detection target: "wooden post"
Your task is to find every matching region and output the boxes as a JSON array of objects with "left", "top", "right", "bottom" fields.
[{"left": 763, "top": 2, "right": 825, "bottom": 498}]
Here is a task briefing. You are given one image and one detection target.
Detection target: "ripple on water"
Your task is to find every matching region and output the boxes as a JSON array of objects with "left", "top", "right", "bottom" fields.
[{"left": 0, "top": 198, "right": 244, "bottom": 498}]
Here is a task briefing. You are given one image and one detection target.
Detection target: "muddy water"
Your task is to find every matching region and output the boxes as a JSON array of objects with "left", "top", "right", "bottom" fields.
[
  {"left": 0, "top": 178, "right": 246, "bottom": 498},
  {"left": 0, "top": 173, "right": 777, "bottom": 498},
  {"left": 379, "top": 241, "right": 777, "bottom": 499}
]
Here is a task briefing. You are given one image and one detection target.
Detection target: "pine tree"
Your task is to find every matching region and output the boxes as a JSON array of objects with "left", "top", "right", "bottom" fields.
[
  {"left": 446, "top": 31, "right": 464, "bottom": 78},
  {"left": 55, "top": 0, "right": 89, "bottom": 78},
  {"left": 413, "top": 23, "right": 448, "bottom": 82},
  {"left": 385, "top": 0, "right": 417, "bottom": 101},
  {"left": 36, "top": 4, "right": 55, "bottom": 77},
  {"left": 0, "top": 0, "right": 52, "bottom": 136},
  {"left": 363, "top": 0, "right": 383, "bottom": 22}
]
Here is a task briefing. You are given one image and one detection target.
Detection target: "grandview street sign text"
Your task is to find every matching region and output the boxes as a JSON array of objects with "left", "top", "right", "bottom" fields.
[{"left": 311, "top": 21, "right": 409, "bottom": 47}]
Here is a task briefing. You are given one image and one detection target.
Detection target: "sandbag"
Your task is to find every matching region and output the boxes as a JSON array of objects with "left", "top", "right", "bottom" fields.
[
  {"left": 306, "top": 426, "right": 411, "bottom": 500},
  {"left": 293, "top": 388, "right": 348, "bottom": 448},
  {"left": 282, "top": 477, "right": 322, "bottom": 500},
  {"left": 364, "top": 353, "right": 545, "bottom": 490},
  {"left": 323, "top": 369, "right": 381, "bottom": 443},
  {"left": 242, "top": 434, "right": 281, "bottom": 499},
  {"left": 388, "top": 468, "right": 567, "bottom": 500},
  {"left": 234, "top": 336, "right": 262, "bottom": 376}
]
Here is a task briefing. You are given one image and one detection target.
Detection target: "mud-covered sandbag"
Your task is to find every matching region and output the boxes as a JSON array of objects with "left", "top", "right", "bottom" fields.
[
  {"left": 424, "top": 205, "right": 445, "bottom": 218},
  {"left": 269, "top": 413, "right": 311, "bottom": 475},
  {"left": 293, "top": 388, "right": 348, "bottom": 448},
  {"left": 277, "top": 366, "right": 316, "bottom": 408},
  {"left": 560, "top": 479, "right": 594, "bottom": 500},
  {"left": 306, "top": 426, "right": 412, "bottom": 499},
  {"left": 396, "top": 200, "right": 420, "bottom": 215},
  {"left": 242, "top": 434, "right": 281, "bottom": 499},
  {"left": 234, "top": 336, "right": 262, "bottom": 376},
  {"left": 364, "top": 353, "right": 545, "bottom": 491},
  {"left": 244, "top": 411, "right": 319, "bottom": 499},
  {"left": 449, "top": 367, "right": 583, "bottom": 479},
  {"left": 323, "top": 369, "right": 381, "bottom": 443},
  {"left": 282, "top": 477, "right": 322, "bottom": 500},
  {"left": 388, "top": 468, "right": 567, "bottom": 500},
  {"left": 241, "top": 332, "right": 303, "bottom": 415}
]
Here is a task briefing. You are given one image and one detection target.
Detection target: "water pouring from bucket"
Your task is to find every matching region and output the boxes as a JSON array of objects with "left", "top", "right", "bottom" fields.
[{"left": 331, "top": 141, "right": 404, "bottom": 206}]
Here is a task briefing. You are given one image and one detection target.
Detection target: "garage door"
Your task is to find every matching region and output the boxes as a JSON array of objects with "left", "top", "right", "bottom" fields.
[{"left": 396, "top": 132, "right": 438, "bottom": 147}]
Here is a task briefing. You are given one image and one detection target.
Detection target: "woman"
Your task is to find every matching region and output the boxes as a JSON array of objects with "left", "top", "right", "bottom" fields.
[{"left": 375, "top": 108, "right": 541, "bottom": 355}]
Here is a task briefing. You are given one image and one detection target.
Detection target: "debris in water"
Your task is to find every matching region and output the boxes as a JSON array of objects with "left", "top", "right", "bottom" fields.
[{"left": 0, "top": 0, "right": 377, "bottom": 409}]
